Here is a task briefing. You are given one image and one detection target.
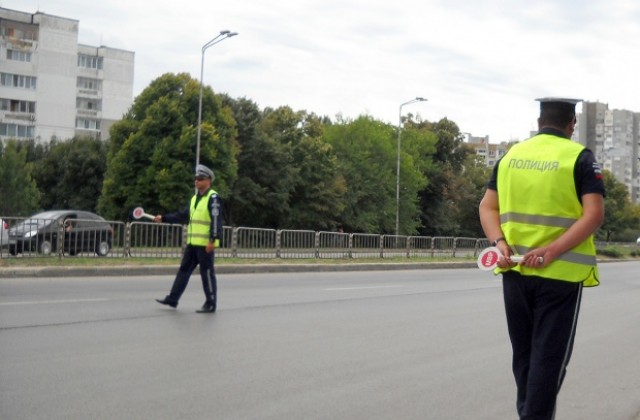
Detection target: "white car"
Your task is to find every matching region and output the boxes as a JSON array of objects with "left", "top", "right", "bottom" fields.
[
  {"left": 0, "top": 218, "right": 8, "bottom": 249},
  {"left": 637, "top": 236, "right": 640, "bottom": 246}
]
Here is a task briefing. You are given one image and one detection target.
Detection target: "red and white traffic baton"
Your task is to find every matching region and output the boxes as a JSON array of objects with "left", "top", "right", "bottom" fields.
[
  {"left": 132, "top": 207, "right": 155, "bottom": 221},
  {"left": 477, "top": 246, "right": 524, "bottom": 271}
]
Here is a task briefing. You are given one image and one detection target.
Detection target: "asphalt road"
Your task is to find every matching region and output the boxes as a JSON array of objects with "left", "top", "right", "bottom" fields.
[{"left": 1, "top": 262, "right": 639, "bottom": 420}]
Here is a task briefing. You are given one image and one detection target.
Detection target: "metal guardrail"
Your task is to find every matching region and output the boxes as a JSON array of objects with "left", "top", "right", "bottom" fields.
[
  {"left": 0, "top": 216, "right": 126, "bottom": 259},
  {"left": 0, "top": 215, "right": 492, "bottom": 260}
]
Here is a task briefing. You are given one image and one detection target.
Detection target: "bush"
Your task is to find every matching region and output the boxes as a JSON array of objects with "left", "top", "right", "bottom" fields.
[{"left": 597, "top": 247, "right": 624, "bottom": 258}]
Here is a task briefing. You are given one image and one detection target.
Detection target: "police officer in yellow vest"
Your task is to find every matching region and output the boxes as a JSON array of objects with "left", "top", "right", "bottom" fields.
[
  {"left": 479, "top": 97, "right": 605, "bottom": 420},
  {"left": 155, "top": 164, "right": 223, "bottom": 313}
]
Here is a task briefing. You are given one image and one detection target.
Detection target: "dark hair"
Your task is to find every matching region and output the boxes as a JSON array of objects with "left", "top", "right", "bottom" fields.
[{"left": 538, "top": 107, "right": 574, "bottom": 127}]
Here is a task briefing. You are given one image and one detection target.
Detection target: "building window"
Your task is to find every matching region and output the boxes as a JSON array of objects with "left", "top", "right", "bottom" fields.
[
  {"left": 77, "top": 77, "right": 102, "bottom": 91},
  {"left": 77, "top": 54, "right": 103, "bottom": 70},
  {"left": 0, "top": 73, "right": 37, "bottom": 89},
  {"left": 0, "top": 123, "right": 35, "bottom": 138},
  {"left": 6, "top": 50, "right": 29, "bottom": 62},
  {"left": 76, "top": 118, "right": 101, "bottom": 130},
  {"left": 6, "top": 49, "right": 32, "bottom": 62},
  {"left": 0, "top": 98, "right": 36, "bottom": 113},
  {"left": 76, "top": 98, "right": 102, "bottom": 111}
]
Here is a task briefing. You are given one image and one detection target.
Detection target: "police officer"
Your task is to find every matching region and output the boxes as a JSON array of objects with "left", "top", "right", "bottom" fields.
[
  {"left": 479, "top": 97, "right": 605, "bottom": 419},
  {"left": 155, "top": 164, "right": 223, "bottom": 313}
]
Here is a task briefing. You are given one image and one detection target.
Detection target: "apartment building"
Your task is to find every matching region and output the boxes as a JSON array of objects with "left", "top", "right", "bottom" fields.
[
  {"left": 575, "top": 101, "right": 640, "bottom": 203},
  {"left": 0, "top": 7, "right": 134, "bottom": 142},
  {"left": 465, "top": 134, "right": 512, "bottom": 167}
]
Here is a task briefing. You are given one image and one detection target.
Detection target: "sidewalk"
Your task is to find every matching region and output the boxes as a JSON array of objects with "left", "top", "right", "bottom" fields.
[{"left": 0, "top": 261, "right": 478, "bottom": 278}]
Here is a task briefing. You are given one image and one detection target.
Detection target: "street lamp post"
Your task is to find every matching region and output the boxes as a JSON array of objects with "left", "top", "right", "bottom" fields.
[
  {"left": 396, "top": 97, "right": 427, "bottom": 237},
  {"left": 196, "top": 30, "right": 238, "bottom": 168}
]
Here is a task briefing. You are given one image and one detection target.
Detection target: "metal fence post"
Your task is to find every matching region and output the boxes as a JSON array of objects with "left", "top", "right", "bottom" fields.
[
  {"left": 232, "top": 227, "right": 238, "bottom": 258},
  {"left": 124, "top": 222, "right": 131, "bottom": 258},
  {"left": 276, "top": 230, "right": 281, "bottom": 258},
  {"left": 57, "top": 219, "right": 64, "bottom": 260}
]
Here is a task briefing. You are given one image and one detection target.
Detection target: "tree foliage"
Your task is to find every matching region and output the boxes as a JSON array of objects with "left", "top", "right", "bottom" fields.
[
  {"left": 414, "top": 118, "right": 473, "bottom": 236},
  {"left": 31, "top": 137, "right": 107, "bottom": 212},
  {"left": 323, "top": 116, "right": 433, "bottom": 234},
  {"left": 0, "top": 140, "right": 41, "bottom": 216},
  {"left": 600, "top": 170, "right": 639, "bottom": 241},
  {"left": 287, "top": 131, "right": 346, "bottom": 230},
  {"left": 98, "top": 73, "right": 238, "bottom": 220}
]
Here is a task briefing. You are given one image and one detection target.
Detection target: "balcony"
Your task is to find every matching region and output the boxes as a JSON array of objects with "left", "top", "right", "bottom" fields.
[
  {"left": 0, "top": 111, "right": 35, "bottom": 122},
  {"left": 4, "top": 37, "right": 37, "bottom": 50},
  {"left": 77, "top": 89, "right": 102, "bottom": 98},
  {"left": 76, "top": 109, "right": 99, "bottom": 117}
]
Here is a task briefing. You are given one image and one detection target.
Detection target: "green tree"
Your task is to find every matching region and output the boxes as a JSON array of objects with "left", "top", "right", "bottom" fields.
[
  {"left": 324, "top": 116, "right": 433, "bottom": 234},
  {"left": 221, "top": 98, "right": 294, "bottom": 227},
  {"left": 600, "top": 170, "right": 638, "bottom": 242},
  {"left": 324, "top": 116, "right": 392, "bottom": 233},
  {"left": 254, "top": 106, "right": 345, "bottom": 230},
  {"left": 31, "top": 137, "right": 107, "bottom": 212},
  {"left": 288, "top": 133, "right": 346, "bottom": 230},
  {"left": 415, "top": 118, "right": 470, "bottom": 236},
  {"left": 434, "top": 149, "right": 491, "bottom": 238},
  {"left": 0, "top": 140, "right": 41, "bottom": 216},
  {"left": 98, "top": 73, "right": 238, "bottom": 220}
]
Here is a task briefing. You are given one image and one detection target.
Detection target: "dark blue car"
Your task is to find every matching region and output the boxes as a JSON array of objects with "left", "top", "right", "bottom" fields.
[{"left": 8, "top": 210, "right": 113, "bottom": 256}]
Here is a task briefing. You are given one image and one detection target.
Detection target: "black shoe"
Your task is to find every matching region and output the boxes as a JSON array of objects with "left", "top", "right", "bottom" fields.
[
  {"left": 196, "top": 302, "right": 216, "bottom": 313},
  {"left": 156, "top": 298, "right": 177, "bottom": 308}
]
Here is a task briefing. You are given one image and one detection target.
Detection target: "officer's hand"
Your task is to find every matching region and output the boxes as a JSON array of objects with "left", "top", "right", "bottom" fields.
[
  {"left": 522, "top": 247, "right": 552, "bottom": 268},
  {"left": 206, "top": 242, "right": 215, "bottom": 254},
  {"left": 496, "top": 242, "right": 517, "bottom": 268},
  {"left": 153, "top": 215, "right": 162, "bottom": 223}
]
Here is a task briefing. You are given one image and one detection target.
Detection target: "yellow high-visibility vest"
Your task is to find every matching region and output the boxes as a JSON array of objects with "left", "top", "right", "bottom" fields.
[
  {"left": 496, "top": 134, "right": 599, "bottom": 286},
  {"left": 187, "top": 189, "right": 219, "bottom": 247}
]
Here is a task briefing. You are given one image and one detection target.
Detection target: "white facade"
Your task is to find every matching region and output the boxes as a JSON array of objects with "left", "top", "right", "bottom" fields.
[
  {"left": 575, "top": 102, "right": 640, "bottom": 203},
  {"left": 465, "top": 134, "right": 511, "bottom": 167},
  {"left": 0, "top": 7, "right": 134, "bottom": 142}
]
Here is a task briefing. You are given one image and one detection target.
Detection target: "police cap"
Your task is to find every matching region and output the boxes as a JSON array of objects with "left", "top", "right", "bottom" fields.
[{"left": 195, "top": 164, "right": 215, "bottom": 180}]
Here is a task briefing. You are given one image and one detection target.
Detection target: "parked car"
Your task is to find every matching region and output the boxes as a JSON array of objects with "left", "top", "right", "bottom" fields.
[
  {"left": 0, "top": 218, "right": 9, "bottom": 249},
  {"left": 8, "top": 210, "right": 113, "bottom": 256}
]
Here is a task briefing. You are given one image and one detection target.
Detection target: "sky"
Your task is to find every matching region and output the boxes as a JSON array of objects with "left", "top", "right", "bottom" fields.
[{"left": 4, "top": 0, "right": 640, "bottom": 142}]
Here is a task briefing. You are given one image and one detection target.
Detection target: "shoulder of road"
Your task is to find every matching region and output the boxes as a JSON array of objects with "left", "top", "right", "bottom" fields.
[
  {"left": 0, "top": 258, "right": 629, "bottom": 278},
  {"left": 0, "top": 261, "right": 480, "bottom": 278}
]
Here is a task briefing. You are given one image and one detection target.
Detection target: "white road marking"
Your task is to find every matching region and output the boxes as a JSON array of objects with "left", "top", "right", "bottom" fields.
[
  {"left": 325, "top": 285, "right": 403, "bottom": 291},
  {"left": 0, "top": 298, "right": 109, "bottom": 306}
]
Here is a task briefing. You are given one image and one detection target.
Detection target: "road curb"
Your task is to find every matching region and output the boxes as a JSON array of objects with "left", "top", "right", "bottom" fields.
[
  {"left": 0, "top": 262, "right": 478, "bottom": 278},
  {"left": 0, "top": 258, "right": 626, "bottom": 278}
]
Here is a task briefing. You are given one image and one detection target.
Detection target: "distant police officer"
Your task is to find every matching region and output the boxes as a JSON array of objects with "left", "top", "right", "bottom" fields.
[
  {"left": 479, "top": 97, "right": 605, "bottom": 419},
  {"left": 155, "top": 164, "right": 224, "bottom": 313}
]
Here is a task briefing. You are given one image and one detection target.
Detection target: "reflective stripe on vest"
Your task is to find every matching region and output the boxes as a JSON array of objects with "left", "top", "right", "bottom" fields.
[
  {"left": 496, "top": 134, "right": 599, "bottom": 286},
  {"left": 187, "top": 189, "right": 216, "bottom": 246}
]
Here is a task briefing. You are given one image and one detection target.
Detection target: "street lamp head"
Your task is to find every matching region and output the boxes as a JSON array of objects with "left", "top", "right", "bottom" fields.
[
  {"left": 228, "top": 32, "right": 239, "bottom": 38},
  {"left": 416, "top": 97, "right": 427, "bottom": 102},
  {"left": 220, "top": 30, "right": 231, "bottom": 35}
]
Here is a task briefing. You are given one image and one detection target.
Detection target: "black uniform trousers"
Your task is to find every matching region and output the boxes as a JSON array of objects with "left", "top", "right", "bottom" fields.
[
  {"left": 166, "top": 244, "right": 217, "bottom": 305},
  {"left": 502, "top": 270, "right": 583, "bottom": 420}
]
